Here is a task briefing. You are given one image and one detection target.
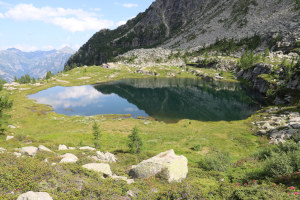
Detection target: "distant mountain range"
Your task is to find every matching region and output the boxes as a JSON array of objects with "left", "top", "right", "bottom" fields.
[{"left": 0, "top": 47, "right": 75, "bottom": 82}]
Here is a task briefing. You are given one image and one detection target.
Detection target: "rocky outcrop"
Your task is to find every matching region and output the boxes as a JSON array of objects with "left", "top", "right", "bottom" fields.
[
  {"left": 129, "top": 149, "right": 188, "bottom": 182},
  {"left": 17, "top": 191, "right": 53, "bottom": 200},
  {"left": 237, "top": 63, "right": 273, "bottom": 95},
  {"left": 254, "top": 108, "right": 300, "bottom": 144}
]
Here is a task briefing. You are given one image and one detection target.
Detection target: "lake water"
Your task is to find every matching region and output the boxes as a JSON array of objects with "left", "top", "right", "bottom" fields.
[{"left": 27, "top": 78, "right": 263, "bottom": 122}]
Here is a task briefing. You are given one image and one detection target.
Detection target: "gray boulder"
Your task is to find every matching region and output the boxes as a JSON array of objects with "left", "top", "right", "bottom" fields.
[
  {"left": 38, "top": 145, "right": 53, "bottom": 152},
  {"left": 79, "top": 146, "right": 95, "bottom": 151},
  {"left": 0, "top": 147, "right": 6, "bottom": 153},
  {"left": 20, "top": 146, "right": 38, "bottom": 156},
  {"left": 17, "top": 191, "right": 53, "bottom": 200},
  {"left": 129, "top": 149, "right": 188, "bottom": 182},
  {"left": 91, "top": 151, "right": 117, "bottom": 163},
  {"left": 58, "top": 144, "right": 68, "bottom": 150},
  {"left": 6, "top": 135, "right": 14, "bottom": 141},
  {"left": 82, "top": 163, "right": 112, "bottom": 177},
  {"left": 60, "top": 153, "right": 78, "bottom": 163}
]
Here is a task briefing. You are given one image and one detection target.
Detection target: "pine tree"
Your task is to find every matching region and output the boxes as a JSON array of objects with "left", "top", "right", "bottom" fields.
[
  {"left": 0, "top": 80, "right": 13, "bottom": 134},
  {"left": 92, "top": 122, "right": 101, "bottom": 149},
  {"left": 45, "top": 71, "right": 53, "bottom": 80},
  {"left": 128, "top": 126, "right": 143, "bottom": 154}
]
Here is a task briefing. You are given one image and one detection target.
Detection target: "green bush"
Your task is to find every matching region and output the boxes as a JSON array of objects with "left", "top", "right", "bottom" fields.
[
  {"left": 264, "top": 152, "right": 293, "bottom": 177},
  {"left": 292, "top": 131, "right": 300, "bottom": 142},
  {"left": 239, "top": 50, "right": 255, "bottom": 70},
  {"left": 199, "top": 151, "right": 231, "bottom": 172},
  {"left": 230, "top": 185, "right": 291, "bottom": 200},
  {"left": 191, "top": 144, "right": 202, "bottom": 151}
]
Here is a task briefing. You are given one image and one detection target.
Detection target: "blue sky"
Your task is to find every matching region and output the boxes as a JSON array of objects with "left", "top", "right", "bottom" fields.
[{"left": 0, "top": 0, "right": 155, "bottom": 51}]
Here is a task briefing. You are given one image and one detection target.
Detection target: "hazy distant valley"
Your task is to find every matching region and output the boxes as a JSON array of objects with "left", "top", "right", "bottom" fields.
[{"left": 0, "top": 47, "right": 74, "bottom": 82}]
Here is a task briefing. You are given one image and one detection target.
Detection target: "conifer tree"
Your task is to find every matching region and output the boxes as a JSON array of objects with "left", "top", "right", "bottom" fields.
[{"left": 128, "top": 126, "right": 143, "bottom": 154}]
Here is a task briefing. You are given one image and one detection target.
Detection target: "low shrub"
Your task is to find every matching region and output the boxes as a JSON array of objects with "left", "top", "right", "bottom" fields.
[{"left": 199, "top": 151, "right": 232, "bottom": 172}]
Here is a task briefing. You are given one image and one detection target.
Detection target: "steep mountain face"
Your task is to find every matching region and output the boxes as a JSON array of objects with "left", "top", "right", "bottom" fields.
[
  {"left": 66, "top": 0, "right": 300, "bottom": 68},
  {"left": 0, "top": 47, "right": 75, "bottom": 82}
]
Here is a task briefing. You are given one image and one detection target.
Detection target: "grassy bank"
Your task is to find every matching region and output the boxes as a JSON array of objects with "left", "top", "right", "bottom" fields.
[{"left": 0, "top": 64, "right": 299, "bottom": 199}]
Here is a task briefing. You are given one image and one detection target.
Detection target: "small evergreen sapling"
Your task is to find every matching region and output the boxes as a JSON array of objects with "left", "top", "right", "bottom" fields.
[
  {"left": 128, "top": 126, "right": 143, "bottom": 154},
  {"left": 92, "top": 122, "right": 101, "bottom": 149}
]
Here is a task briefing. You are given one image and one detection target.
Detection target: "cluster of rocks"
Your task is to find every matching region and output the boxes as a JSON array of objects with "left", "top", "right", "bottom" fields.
[
  {"left": 190, "top": 69, "right": 224, "bottom": 81},
  {"left": 117, "top": 48, "right": 185, "bottom": 68},
  {"left": 3, "top": 82, "right": 43, "bottom": 91},
  {"left": 12, "top": 149, "right": 188, "bottom": 200},
  {"left": 254, "top": 108, "right": 300, "bottom": 144},
  {"left": 135, "top": 69, "right": 159, "bottom": 76}
]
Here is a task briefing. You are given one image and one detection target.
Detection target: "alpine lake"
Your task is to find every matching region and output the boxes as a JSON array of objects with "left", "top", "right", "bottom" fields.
[{"left": 27, "top": 78, "right": 264, "bottom": 123}]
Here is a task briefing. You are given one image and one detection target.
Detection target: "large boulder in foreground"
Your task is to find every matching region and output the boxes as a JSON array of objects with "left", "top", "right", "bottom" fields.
[
  {"left": 17, "top": 191, "right": 53, "bottom": 200},
  {"left": 129, "top": 149, "right": 188, "bottom": 182}
]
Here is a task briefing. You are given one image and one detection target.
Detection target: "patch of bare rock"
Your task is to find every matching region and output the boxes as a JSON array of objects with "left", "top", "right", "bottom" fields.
[{"left": 255, "top": 108, "right": 300, "bottom": 144}]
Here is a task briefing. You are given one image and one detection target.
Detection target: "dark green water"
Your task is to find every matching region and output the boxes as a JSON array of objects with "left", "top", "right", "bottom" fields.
[{"left": 28, "top": 78, "right": 263, "bottom": 122}]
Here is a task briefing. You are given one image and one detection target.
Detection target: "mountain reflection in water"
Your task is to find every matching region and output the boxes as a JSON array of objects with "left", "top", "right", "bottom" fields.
[{"left": 28, "top": 78, "right": 263, "bottom": 122}]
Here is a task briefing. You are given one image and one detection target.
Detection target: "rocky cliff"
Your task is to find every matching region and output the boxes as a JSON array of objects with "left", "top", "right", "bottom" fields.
[{"left": 66, "top": 0, "right": 300, "bottom": 68}]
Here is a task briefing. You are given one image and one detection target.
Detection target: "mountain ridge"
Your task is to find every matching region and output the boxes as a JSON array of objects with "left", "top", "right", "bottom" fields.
[{"left": 0, "top": 47, "right": 75, "bottom": 82}]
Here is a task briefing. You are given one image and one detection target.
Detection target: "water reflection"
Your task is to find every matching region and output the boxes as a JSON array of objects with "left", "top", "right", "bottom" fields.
[{"left": 28, "top": 78, "right": 263, "bottom": 122}]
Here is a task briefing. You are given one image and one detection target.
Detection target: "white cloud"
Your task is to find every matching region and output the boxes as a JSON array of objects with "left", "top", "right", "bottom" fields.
[
  {"left": 0, "top": 1, "right": 10, "bottom": 6},
  {"left": 117, "top": 20, "right": 127, "bottom": 26},
  {"left": 116, "top": 16, "right": 135, "bottom": 27},
  {"left": 1, "top": 4, "right": 114, "bottom": 32},
  {"left": 122, "top": 3, "right": 138, "bottom": 8},
  {"left": 0, "top": 13, "right": 4, "bottom": 18}
]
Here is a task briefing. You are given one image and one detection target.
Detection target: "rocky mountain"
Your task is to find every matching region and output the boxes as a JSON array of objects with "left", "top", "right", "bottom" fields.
[
  {"left": 66, "top": 0, "right": 300, "bottom": 68},
  {"left": 0, "top": 47, "right": 75, "bottom": 82}
]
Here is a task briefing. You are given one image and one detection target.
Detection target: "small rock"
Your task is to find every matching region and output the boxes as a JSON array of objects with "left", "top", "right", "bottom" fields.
[
  {"left": 17, "top": 191, "right": 53, "bottom": 200},
  {"left": 82, "top": 163, "right": 112, "bottom": 177},
  {"left": 68, "top": 147, "right": 76, "bottom": 150},
  {"left": 60, "top": 153, "right": 78, "bottom": 163},
  {"left": 127, "top": 190, "right": 136, "bottom": 198},
  {"left": 58, "top": 144, "right": 68, "bottom": 150},
  {"left": 112, "top": 175, "right": 135, "bottom": 184},
  {"left": 92, "top": 151, "right": 117, "bottom": 163},
  {"left": 79, "top": 146, "right": 96, "bottom": 151},
  {"left": 38, "top": 145, "right": 53, "bottom": 152},
  {"left": 290, "top": 123, "right": 300, "bottom": 129},
  {"left": 14, "top": 152, "right": 22, "bottom": 157},
  {"left": 6, "top": 135, "right": 14, "bottom": 141},
  {"left": 20, "top": 146, "right": 38, "bottom": 156},
  {"left": 8, "top": 125, "right": 16, "bottom": 129},
  {"left": 0, "top": 147, "right": 7, "bottom": 153}
]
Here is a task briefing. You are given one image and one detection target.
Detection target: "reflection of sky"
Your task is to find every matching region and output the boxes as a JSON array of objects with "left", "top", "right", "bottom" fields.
[{"left": 27, "top": 85, "right": 148, "bottom": 117}]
